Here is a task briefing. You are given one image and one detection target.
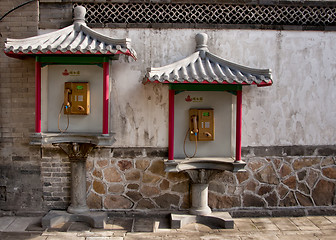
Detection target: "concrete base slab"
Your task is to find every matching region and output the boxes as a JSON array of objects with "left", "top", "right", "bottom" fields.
[
  {"left": 41, "top": 210, "right": 107, "bottom": 229},
  {"left": 171, "top": 212, "right": 234, "bottom": 229}
]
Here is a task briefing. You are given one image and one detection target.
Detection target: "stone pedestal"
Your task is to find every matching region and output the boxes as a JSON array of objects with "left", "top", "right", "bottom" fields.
[
  {"left": 42, "top": 142, "right": 108, "bottom": 229},
  {"left": 57, "top": 142, "right": 94, "bottom": 214},
  {"left": 165, "top": 158, "right": 246, "bottom": 229},
  {"left": 67, "top": 160, "right": 89, "bottom": 214},
  {"left": 189, "top": 183, "right": 211, "bottom": 215}
]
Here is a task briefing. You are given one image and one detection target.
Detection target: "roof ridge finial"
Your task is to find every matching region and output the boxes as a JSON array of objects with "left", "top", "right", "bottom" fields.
[
  {"left": 195, "top": 33, "right": 209, "bottom": 52},
  {"left": 73, "top": 6, "right": 87, "bottom": 31}
]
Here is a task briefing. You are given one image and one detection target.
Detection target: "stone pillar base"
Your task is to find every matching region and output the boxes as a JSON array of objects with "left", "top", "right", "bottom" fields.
[
  {"left": 67, "top": 204, "right": 89, "bottom": 214},
  {"left": 41, "top": 210, "right": 107, "bottom": 229},
  {"left": 171, "top": 212, "right": 234, "bottom": 229},
  {"left": 190, "top": 183, "right": 212, "bottom": 215}
]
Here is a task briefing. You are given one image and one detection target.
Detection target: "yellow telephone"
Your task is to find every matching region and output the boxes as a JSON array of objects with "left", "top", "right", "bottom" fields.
[
  {"left": 189, "top": 109, "right": 214, "bottom": 141},
  {"left": 58, "top": 82, "right": 90, "bottom": 133},
  {"left": 184, "top": 108, "right": 214, "bottom": 158},
  {"left": 64, "top": 82, "right": 90, "bottom": 115}
]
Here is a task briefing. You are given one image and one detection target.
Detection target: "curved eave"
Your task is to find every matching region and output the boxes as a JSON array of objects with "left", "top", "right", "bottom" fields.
[
  {"left": 4, "top": 49, "right": 136, "bottom": 60},
  {"left": 144, "top": 78, "right": 273, "bottom": 87}
]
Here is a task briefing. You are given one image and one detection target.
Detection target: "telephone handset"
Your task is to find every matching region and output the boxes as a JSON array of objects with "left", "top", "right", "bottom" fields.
[{"left": 64, "top": 88, "right": 71, "bottom": 113}]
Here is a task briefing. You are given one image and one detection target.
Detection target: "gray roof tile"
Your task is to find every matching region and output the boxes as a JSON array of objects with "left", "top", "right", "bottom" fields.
[
  {"left": 145, "top": 33, "right": 272, "bottom": 86},
  {"left": 4, "top": 6, "right": 136, "bottom": 59}
]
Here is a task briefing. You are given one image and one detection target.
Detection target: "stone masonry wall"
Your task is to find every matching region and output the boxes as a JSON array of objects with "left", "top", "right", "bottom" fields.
[
  {"left": 41, "top": 146, "right": 336, "bottom": 216},
  {"left": 0, "top": 0, "right": 42, "bottom": 214},
  {"left": 209, "top": 156, "right": 336, "bottom": 214}
]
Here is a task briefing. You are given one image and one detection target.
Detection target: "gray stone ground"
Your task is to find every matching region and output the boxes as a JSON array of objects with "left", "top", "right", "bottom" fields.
[{"left": 0, "top": 215, "right": 335, "bottom": 239}]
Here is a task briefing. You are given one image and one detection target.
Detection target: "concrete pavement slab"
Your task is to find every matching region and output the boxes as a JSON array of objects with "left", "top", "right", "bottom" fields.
[
  {"left": 233, "top": 218, "right": 258, "bottom": 231},
  {"left": 307, "top": 216, "right": 336, "bottom": 230},
  {"left": 86, "top": 237, "right": 123, "bottom": 240},
  {"left": 325, "top": 216, "right": 336, "bottom": 223},
  {"left": 4, "top": 217, "right": 41, "bottom": 232},
  {"left": 270, "top": 217, "right": 300, "bottom": 231},
  {"left": 289, "top": 217, "right": 320, "bottom": 231},
  {"left": 0, "top": 232, "right": 46, "bottom": 240},
  {"left": 0, "top": 217, "right": 15, "bottom": 231},
  {"left": 250, "top": 217, "right": 280, "bottom": 231}
]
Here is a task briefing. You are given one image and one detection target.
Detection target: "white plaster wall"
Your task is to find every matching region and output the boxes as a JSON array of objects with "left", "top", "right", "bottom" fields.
[
  {"left": 46, "top": 65, "right": 103, "bottom": 132},
  {"left": 173, "top": 91, "right": 234, "bottom": 159},
  {"left": 40, "top": 29, "right": 336, "bottom": 147}
]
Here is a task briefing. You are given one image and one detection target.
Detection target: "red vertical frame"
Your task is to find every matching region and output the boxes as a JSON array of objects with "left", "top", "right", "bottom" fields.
[
  {"left": 35, "top": 60, "right": 41, "bottom": 133},
  {"left": 168, "top": 89, "right": 175, "bottom": 160},
  {"left": 103, "top": 60, "right": 109, "bottom": 135},
  {"left": 235, "top": 90, "right": 242, "bottom": 162}
]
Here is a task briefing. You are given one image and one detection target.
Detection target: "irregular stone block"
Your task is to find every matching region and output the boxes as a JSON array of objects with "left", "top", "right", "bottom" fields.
[
  {"left": 87, "top": 192, "right": 102, "bottom": 209},
  {"left": 136, "top": 198, "right": 155, "bottom": 209},
  {"left": 125, "top": 169, "right": 141, "bottom": 181},
  {"left": 282, "top": 175, "right": 297, "bottom": 190},
  {"left": 117, "top": 160, "right": 132, "bottom": 171},
  {"left": 257, "top": 185, "right": 274, "bottom": 196},
  {"left": 93, "top": 169, "right": 102, "bottom": 179},
  {"left": 280, "top": 191, "right": 297, "bottom": 207},
  {"left": 322, "top": 166, "right": 336, "bottom": 179},
  {"left": 312, "top": 179, "right": 335, "bottom": 206},
  {"left": 167, "top": 172, "right": 189, "bottom": 182},
  {"left": 171, "top": 181, "right": 189, "bottom": 193},
  {"left": 280, "top": 163, "right": 292, "bottom": 178},
  {"left": 93, "top": 180, "right": 106, "bottom": 195},
  {"left": 107, "top": 184, "right": 124, "bottom": 194},
  {"left": 297, "top": 182, "right": 309, "bottom": 195},
  {"left": 208, "top": 182, "right": 226, "bottom": 194},
  {"left": 103, "top": 167, "right": 122, "bottom": 183},
  {"left": 154, "top": 193, "right": 180, "bottom": 208},
  {"left": 247, "top": 159, "right": 265, "bottom": 171},
  {"left": 208, "top": 192, "right": 240, "bottom": 209},
  {"left": 321, "top": 156, "right": 335, "bottom": 167},
  {"left": 104, "top": 195, "right": 133, "bottom": 209},
  {"left": 242, "top": 193, "right": 265, "bottom": 207},
  {"left": 96, "top": 159, "right": 109, "bottom": 168},
  {"left": 159, "top": 179, "right": 170, "bottom": 190},
  {"left": 236, "top": 171, "right": 249, "bottom": 183},
  {"left": 245, "top": 180, "right": 258, "bottom": 192},
  {"left": 306, "top": 168, "right": 320, "bottom": 188},
  {"left": 296, "top": 192, "right": 313, "bottom": 206},
  {"left": 142, "top": 173, "right": 161, "bottom": 184},
  {"left": 148, "top": 159, "right": 165, "bottom": 176},
  {"left": 297, "top": 169, "right": 307, "bottom": 181},
  {"left": 127, "top": 183, "right": 139, "bottom": 190},
  {"left": 135, "top": 158, "right": 150, "bottom": 170},
  {"left": 255, "top": 165, "right": 279, "bottom": 185},
  {"left": 292, "top": 157, "right": 320, "bottom": 170},
  {"left": 265, "top": 191, "right": 278, "bottom": 207},
  {"left": 141, "top": 185, "right": 160, "bottom": 197},
  {"left": 126, "top": 191, "right": 142, "bottom": 202}
]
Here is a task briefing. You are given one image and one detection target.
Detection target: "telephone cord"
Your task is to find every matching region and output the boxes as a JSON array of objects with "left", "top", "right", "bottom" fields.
[
  {"left": 183, "top": 128, "right": 198, "bottom": 158},
  {"left": 58, "top": 103, "right": 70, "bottom": 133}
]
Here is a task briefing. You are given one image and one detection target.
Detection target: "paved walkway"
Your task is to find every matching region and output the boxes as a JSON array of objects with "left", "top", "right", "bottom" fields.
[{"left": 0, "top": 215, "right": 335, "bottom": 239}]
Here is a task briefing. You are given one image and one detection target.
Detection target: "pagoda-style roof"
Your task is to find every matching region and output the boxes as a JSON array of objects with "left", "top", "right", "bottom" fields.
[
  {"left": 4, "top": 6, "right": 136, "bottom": 60},
  {"left": 144, "top": 33, "right": 272, "bottom": 87}
]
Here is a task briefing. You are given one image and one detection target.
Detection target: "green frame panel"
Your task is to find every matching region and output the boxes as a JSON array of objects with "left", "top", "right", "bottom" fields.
[
  {"left": 169, "top": 83, "right": 242, "bottom": 94},
  {"left": 36, "top": 55, "right": 116, "bottom": 66}
]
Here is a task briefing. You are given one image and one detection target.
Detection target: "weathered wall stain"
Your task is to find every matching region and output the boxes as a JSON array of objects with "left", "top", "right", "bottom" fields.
[{"left": 101, "top": 29, "right": 336, "bottom": 148}]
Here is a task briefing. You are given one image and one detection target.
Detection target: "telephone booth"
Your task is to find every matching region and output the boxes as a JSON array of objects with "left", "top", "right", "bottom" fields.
[
  {"left": 4, "top": 6, "right": 136, "bottom": 145},
  {"left": 144, "top": 33, "right": 273, "bottom": 228},
  {"left": 145, "top": 33, "right": 272, "bottom": 163},
  {"left": 4, "top": 6, "right": 136, "bottom": 228}
]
